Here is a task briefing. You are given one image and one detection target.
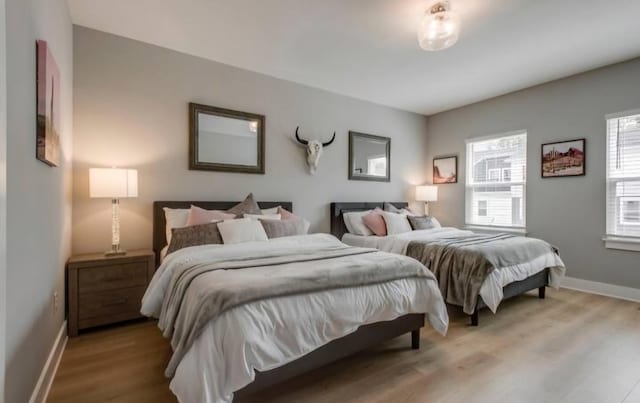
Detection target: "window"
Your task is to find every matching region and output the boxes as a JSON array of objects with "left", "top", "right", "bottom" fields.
[
  {"left": 367, "top": 156, "right": 387, "bottom": 176},
  {"left": 466, "top": 131, "right": 527, "bottom": 229},
  {"left": 478, "top": 200, "right": 488, "bottom": 216},
  {"left": 607, "top": 111, "right": 640, "bottom": 240},
  {"left": 502, "top": 168, "right": 511, "bottom": 182},
  {"left": 488, "top": 169, "right": 501, "bottom": 182},
  {"left": 621, "top": 198, "right": 640, "bottom": 225}
]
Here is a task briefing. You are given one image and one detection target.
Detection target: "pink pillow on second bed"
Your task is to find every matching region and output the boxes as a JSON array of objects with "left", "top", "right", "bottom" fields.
[
  {"left": 362, "top": 208, "right": 387, "bottom": 236},
  {"left": 186, "top": 205, "right": 236, "bottom": 226},
  {"left": 277, "top": 206, "right": 295, "bottom": 220}
]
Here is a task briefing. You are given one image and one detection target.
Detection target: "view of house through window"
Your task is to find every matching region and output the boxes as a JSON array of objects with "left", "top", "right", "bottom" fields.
[
  {"left": 466, "top": 131, "right": 527, "bottom": 229},
  {"left": 607, "top": 111, "right": 640, "bottom": 238}
]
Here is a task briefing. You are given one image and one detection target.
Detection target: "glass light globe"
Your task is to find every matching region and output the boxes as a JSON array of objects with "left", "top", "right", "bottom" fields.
[{"left": 417, "top": 9, "right": 461, "bottom": 51}]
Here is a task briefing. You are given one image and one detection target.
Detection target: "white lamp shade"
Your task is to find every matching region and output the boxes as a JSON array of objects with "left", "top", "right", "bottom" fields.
[
  {"left": 89, "top": 168, "right": 138, "bottom": 198},
  {"left": 416, "top": 185, "right": 438, "bottom": 202}
]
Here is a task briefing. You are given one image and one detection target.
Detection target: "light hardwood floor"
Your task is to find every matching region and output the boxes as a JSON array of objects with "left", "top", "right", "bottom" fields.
[{"left": 48, "top": 289, "right": 640, "bottom": 403}]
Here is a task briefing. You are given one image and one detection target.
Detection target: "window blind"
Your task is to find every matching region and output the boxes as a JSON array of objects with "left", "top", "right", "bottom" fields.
[
  {"left": 606, "top": 111, "right": 640, "bottom": 238},
  {"left": 466, "top": 131, "right": 527, "bottom": 229}
]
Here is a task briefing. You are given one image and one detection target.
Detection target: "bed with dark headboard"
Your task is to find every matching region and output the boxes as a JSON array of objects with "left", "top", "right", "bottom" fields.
[
  {"left": 150, "top": 200, "right": 426, "bottom": 398},
  {"left": 330, "top": 202, "right": 407, "bottom": 239},
  {"left": 330, "top": 201, "right": 550, "bottom": 326},
  {"left": 153, "top": 200, "right": 292, "bottom": 266}
]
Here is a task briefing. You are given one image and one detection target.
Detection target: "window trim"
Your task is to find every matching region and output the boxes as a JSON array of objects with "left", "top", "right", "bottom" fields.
[
  {"left": 464, "top": 129, "right": 527, "bottom": 144},
  {"left": 465, "top": 130, "right": 527, "bottom": 230},
  {"left": 605, "top": 108, "right": 640, "bottom": 120},
  {"left": 603, "top": 235, "right": 640, "bottom": 252}
]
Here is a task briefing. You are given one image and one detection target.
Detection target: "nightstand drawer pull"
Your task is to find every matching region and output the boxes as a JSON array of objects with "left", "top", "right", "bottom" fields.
[{"left": 102, "top": 298, "right": 128, "bottom": 307}]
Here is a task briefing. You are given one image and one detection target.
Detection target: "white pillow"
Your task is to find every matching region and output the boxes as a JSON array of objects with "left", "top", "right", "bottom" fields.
[
  {"left": 260, "top": 207, "right": 280, "bottom": 215},
  {"left": 399, "top": 208, "right": 417, "bottom": 216},
  {"left": 382, "top": 212, "right": 412, "bottom": 235},
  {"left": 218, "top": 218, "right": 269, "bottom": 244},
  {"left": 343, "top": 211, "right": 373, "bottom": 236},
  {"left": 245, "top": 213, "right": 281, "bottom": 221},
  {"left": 163, "top": 207, "right": 190, "bottom": 245}
]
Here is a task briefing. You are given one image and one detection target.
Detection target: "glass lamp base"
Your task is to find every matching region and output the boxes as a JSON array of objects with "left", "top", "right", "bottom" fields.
[{"left": 106, "top": 199, "right": 126, "bottom": 256}]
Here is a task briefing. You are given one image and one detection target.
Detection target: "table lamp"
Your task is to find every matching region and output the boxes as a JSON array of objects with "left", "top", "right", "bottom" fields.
[
  {"left": 416, "top": 185, "right": 438, "bottom": 215},
  {"left": 89, "top": 168, "right": 138, "bottom": 256}
]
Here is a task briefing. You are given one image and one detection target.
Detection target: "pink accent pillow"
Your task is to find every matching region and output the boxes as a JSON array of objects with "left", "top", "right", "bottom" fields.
[
  {"left": 186, "top": 205, "right": 235, "bottom": 226},
  {"left": 362, "top": 208, "right": 387, "bottom": 236},
  {"left": 277, "top": 207, "right": 311, "bottom": 234},
  {"left": 278, "top": 207, "right": 296, "bottom": 220}
]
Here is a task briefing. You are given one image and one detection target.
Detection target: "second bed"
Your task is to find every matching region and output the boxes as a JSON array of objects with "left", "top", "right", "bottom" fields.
[{"left": 331, "top": 202, "right": 566, "bottom": 325}]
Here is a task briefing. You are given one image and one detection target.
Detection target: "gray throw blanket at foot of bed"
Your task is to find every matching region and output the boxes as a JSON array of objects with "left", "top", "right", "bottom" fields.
[
  {"left": 405, "top": 233, "right": 560, "bottom": 315},
  {"left": 159, "top": 244, "right": 433, "bottom": 377}
]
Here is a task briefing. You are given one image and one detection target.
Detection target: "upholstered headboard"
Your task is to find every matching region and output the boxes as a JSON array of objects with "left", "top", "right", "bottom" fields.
[
  {"left": 153, "top": 200, "right": 293, "bottom": 266},
  {"left": 329, "top": 202, "right": 408, "bottom": 240}
]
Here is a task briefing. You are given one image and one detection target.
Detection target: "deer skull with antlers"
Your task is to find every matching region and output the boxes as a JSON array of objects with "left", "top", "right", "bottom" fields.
[{"left": 295, "top": 126, "right": 336, "bottom": 175}]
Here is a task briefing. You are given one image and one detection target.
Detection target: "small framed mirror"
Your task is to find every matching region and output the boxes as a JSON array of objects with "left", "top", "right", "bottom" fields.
[
  {"left": 189, "top": 103, "right": 265, "bottom": 174},
  {"left": 348, "top": 131, "right": 391, "bottom": 182}
]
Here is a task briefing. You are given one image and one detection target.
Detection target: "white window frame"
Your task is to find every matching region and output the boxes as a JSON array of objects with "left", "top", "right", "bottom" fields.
[
  {"left": 604, "top": 109, "right": 640, "bottom": 251},
  {"left": 465, "top": 130, "right": 527, "bottom": 233}
]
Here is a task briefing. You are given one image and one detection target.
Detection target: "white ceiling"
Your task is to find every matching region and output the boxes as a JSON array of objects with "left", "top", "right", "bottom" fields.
[{"left": 67, "top": 0, "right": 640, "bottom": 115}]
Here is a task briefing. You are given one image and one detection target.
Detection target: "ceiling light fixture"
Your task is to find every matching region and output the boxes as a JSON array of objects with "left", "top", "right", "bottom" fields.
[{"left": 417, "top": 1, "right": 461, "bottom": 51}]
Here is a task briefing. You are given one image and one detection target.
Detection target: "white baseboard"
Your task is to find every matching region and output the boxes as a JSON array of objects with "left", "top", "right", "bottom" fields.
[
  {"left": 561, "top": 276, "right": 640, "bottom": 303},
  {"left": 30, "top": 320, "right": 67, "bottom": 403}
]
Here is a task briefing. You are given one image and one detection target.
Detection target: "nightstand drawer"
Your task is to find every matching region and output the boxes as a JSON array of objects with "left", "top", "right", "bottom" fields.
[
  {"left": 79, "top": 262, "right": 148, "bottom": 293},
  {"left": 78, "top": 286, "right": 146, "bottom": 326}
]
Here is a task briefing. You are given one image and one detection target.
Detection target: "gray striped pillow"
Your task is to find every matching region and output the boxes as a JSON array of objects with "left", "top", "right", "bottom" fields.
[
  {"left": 167, "top": 222, "right": 223, "bottom": 254},
  {"left": 259, "top": 218, "right": 307, "bottom": 239}
]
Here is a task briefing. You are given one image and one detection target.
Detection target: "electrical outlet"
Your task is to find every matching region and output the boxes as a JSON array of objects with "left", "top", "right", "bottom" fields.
[{"left": 53, "top": 291, "right": 59, "bottom": 313}]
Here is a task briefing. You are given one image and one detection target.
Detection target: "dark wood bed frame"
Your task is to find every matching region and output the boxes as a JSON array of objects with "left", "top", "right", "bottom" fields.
[
  {"left": 330, "top": 202, "right": 549, "bottom": 326},
  {"left": 152, "top": 201, "right": 425, "bottom": 397}
]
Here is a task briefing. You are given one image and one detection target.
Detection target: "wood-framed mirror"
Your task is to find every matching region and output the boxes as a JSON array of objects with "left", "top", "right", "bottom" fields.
[
  {"left": 348, "top": 131, "right": 391, "bottom": 182},
  {"left": 189, "top": 103, "right": 265, "bottom": 174}
]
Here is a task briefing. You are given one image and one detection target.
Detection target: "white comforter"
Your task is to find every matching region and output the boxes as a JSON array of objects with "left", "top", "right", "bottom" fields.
[
  {"left": 141, "top": 234, "right": 449, "bottom": 403},
  {"left": 342, "top": 228, "right": 566, "bottom": 313}
]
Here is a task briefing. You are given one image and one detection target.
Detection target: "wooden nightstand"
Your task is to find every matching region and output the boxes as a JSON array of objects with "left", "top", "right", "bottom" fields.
[{"left": 66, "top": 249, "right": 155, "bottom": 336}]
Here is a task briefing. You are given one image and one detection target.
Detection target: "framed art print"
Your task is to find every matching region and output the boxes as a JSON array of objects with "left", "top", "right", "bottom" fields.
[
  {"left": 541, "top": 139, "right": 585, "bottom": 178},
  {"left": 36, "top": 40, "right": 61, "bottom": 167},
  {"left": 433, "top": 156, "right": 457, "bottom": 184}
]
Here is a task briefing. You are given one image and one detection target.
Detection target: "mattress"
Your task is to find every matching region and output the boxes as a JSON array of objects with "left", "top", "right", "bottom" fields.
[{"left": 341, "top": 228, "right": 565, "bottom": 313}]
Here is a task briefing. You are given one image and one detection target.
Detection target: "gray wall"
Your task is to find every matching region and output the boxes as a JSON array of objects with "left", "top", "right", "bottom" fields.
[
  {"left": 5, "top": 0, "right": 73, "bottom": 401},
  {"left": 72, "top": 27, "right": 429, "bottom": 254},
  {"left": 5, "top": 0, "right": 73, "bottom": 403},
  {"left": 0, "top": 0, "right": 6, "bottom": 398},
  {"left": 427, "top": 58, "right": 640, "bottom": 289}
]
